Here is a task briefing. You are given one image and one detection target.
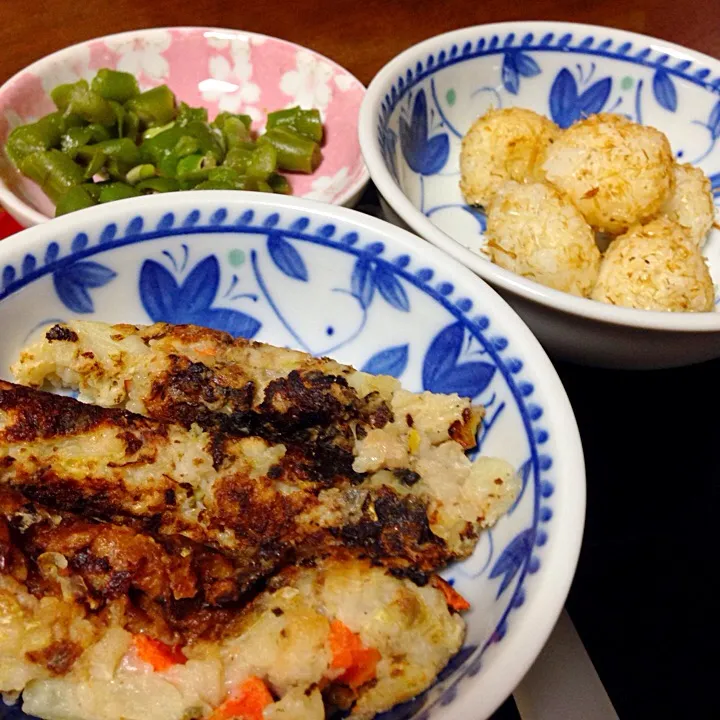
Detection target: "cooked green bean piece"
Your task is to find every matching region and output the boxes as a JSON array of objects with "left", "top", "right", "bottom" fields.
[
  {"left": 83, "top": 149, "right": 107, "bottom": 179},
  {"left": 177, "top": 102, "right": 208, "bottom": 126},
  {"left": 174, "top": 135, "right": 201, "bottom": 159},
  {"left": 266, "top": 107, "right": 323, "bottom": 143},
  {"left": 98, "top": 182, "right": 141, "bottom": 203},
  {"left": 184, "top": 120, "right": 225, "bottom": 161},
  {"left": 256, "top": 180, "right": 273, "bottom": 193},
  {"left": 19, "top": 150, "right": 84, "bottom": 203},
  {"left": 64, "top": 84, "right": 117, "bottom": 125},
  {"left": 126, "top": 85, "right": 176, "bottom": 127},
  {"left": 212, "top": 111, "right": 252, "bottom": 132},
  {"left": 55, "top": 184, "right": 97, "bottom": 216},
  {"left": 221, "top": 116, "right": 251, "bottom": 148},
  {"left": 176, "top": 153, "right": 217, "bottom": 181},
  {"left": 143, "top": 121, "right": 176, "bottom": 141},
  {"left": 126, "top": 164, "right": 156, "bottom": 185},
  {"left": 91, "top": 69, "right": 140, "bottom": 103},
  {"left": 135, "top": 177, "right": 180, "bottom": 193},
  {"left": 267, "top": 172, "right": 291, "bottom": 194},
  {"left": 257, "top": 128, "right": 321, "bottom": 173},
  {"left": 82, "top": 182, "right": 103, "bottom": 201},
  {"left": 51, "top": 80, "right": 87, "bottom": 112},
  {"left": 247, "top": 143, "right": 277, "bottom": 180},
  {"left": 123, "top": 111, "right": 141, "bottom": 142},
  {"left": 223, "top": 146, "right": 254, "bottom": 173}
]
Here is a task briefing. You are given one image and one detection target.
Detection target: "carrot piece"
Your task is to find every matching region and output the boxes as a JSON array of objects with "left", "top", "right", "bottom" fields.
[
  {"left": 209, "top": 676, "right": 273, "bottom": 720},
  {"left": 328, "top": 619, "right": 381, "bottom": 688},
  {"left": 133, "top": 634, "right": 187, "bottom": 671},
  {"left": 432, "top": 576, "right": 471, "bottom": 612},
  {"left": 196, "top": 345, "right": 217, "bottom": 357}
]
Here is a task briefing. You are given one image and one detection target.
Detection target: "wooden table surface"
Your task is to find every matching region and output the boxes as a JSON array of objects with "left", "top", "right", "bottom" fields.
[
  {"left": 1, "top": 0, "right": 720, "bottom": 86},
  {"left": 2, "top": 2, "right": 718, "bottom": 718}
]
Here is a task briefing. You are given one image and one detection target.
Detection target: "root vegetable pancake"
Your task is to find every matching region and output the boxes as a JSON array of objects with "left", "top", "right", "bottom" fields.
[
  {"left": 0, "top": 381, "right": 517, "bottom": 580},
  {"left": 0, "top": 490, "right": 465, "bottom": 720},
  {"left": 13, "top": 321, "right": 483, "bottom": 471}
]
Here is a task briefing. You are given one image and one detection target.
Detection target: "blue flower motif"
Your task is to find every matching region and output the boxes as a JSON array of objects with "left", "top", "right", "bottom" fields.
[
  {"left": 422, "top": 321, "right": 496, "bottom": 397},
  {"left": 380, "top": 125, "right": 399, "bottom": 182},
  {"left": 652, "top": 68, "right": 677, "bottom": 112},
  {"left": 549, "top": 68, "right": 612, "bottom": 128},
  {"left": 399, "top": 89, "right": 449, "bottom": 175},
  {"left": 489, "top": 528, "right": 535, "bottom": 597},
  {"left": 501, "top": 50, "right": 541, "bottom": 95},
  {"left": 350, "top": 256, "right": 410, "bottom": 312},
  {"left": 139, "top": 254, "right": 261, "bottom": 338},
  {"left": 709, "top": 170, "right": 720, "bottom": 198},
  {"left": 267, "top": 233, "right": 308, "bottom": 282},
  {"left": 53, "top": 261, "right": 117, "bottom": 313},
  {"left": 361, "top": 344, "right": 409, "bottom": 377}
]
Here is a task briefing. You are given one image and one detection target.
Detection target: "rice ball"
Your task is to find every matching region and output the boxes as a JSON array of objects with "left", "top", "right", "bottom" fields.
[
  {"left": 591, "top": 217, "right": 715, "bottom": 312},
  {"left": 460, "top": 108, "right": 560, "bottom": 208},
  {"left": 485, "top": 181, "right": 601, "bottom": 296},
  {"left": 541, "top": 113, "right": 674, "bottom": 234},
  {"left": 660, "top": 163, "right": 715, "bottom": 247}
]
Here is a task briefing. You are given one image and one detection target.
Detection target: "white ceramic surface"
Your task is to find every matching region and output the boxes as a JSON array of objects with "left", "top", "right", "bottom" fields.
[
  {"left": 0, "top": 191, "right": 584, "bottom": 720},
  {"left": 359, "top": 21, "right": 720, "bottom": 369}
]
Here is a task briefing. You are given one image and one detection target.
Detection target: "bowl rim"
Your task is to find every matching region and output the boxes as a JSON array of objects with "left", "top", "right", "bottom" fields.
[
  {"left": 0, "top": 25, "right": 370, "bottom": 226},
  {"left": 359, "top": 19, "right": 720, "bottom": 333},
  {"left": 0, "top": 189, "right": 586, "bottom": 719}
]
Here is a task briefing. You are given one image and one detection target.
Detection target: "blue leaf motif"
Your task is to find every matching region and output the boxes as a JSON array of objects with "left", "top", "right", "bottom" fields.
[
  {"left": 351, "top": 256, "right": 376, "bottom": 309},
  {"left": 139, "top": 255, "right": 261, "bottom": 339},
  {"left": 399, "top": 88, "right": 449, "bottom": 175},
  {"left": 501, "top": 52, "right": 520, "bottom": 94},
  {"left": 267, "top": 234, "right": 308, "bottom": 282},
  {"left": 374, "top": 264, "right": 410, "bottom": 312},
  {"left": 181, "top": 256, "right": 220, "bottom": 313},
  {"left": 652, "top": 69, "right": 677, "bottom": 112},
  {"left": 708, "top": 100, "right": 720, "bottom": 139},
  {"left": 422, "top": 322, "right": 496, "bottom": 397},
  {"left": 549, "top": 68, "right": 611, "bottom": 128},
  {"left": 708, "top": 171, "right": 720, "bottom": 197},
  {"left": 489, "top": 528, "right": 535, "bottom": 597},
  {"left": 515, "top": 52, "right": 541, "bottom": 77},
  {"left": 53, "top": 261, "right": 117, "bottom": 314},
  {"left": 140, "top": 260, "right": 180, "bottom": 322},
  {"left": 361, "top": 344, "right": 409, "bottom": 377}
]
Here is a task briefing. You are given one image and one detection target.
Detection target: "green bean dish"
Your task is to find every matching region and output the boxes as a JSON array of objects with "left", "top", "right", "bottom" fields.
[{"left": 5, "top": 69, "right": 325, "bottom": 216}]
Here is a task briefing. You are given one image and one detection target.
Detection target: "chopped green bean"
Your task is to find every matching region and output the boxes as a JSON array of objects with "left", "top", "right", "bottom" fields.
[
  {"left": 126, "top": 85, "right": 176, "bottom": 127},
  {"left": 51, "top": 80, "right": 87, "bottom": 112},
  {"left": 126, "top": 164, "right": 156, "bottom": 185},
  {"left": 267, "top": 172, "right": 291, "bottom": 194},
  {"left": 176, "top": 153, "right": 217, "bottom": 182},
  {"left": 223, "top": 146, "right": 254, "bottom": 173},
  {"left": 91, "top": 69, "right": 140, "bottom": 103},
  {"left": 177, "top": 102, "right": 208, "bottom": 126},
  {"left": 143, "top": 121, "right": 176, "bottom": 141},
  {"left": 257, "top": 128, "right": 321, "bottom": 173},
  {"left": 135, "top": 177, "right": 180, "bottom": 194},
  {"left": 122, "top": 111, "right": 140, "bottom": 142},
  {"left": 98, "top": 182, "right": 141, "bottom": 203},
  {"left": 213, "top": 111, "right": 252, "bottom": 132},
  {"left": 64, "top": 83, "right": 117, "bottom": 125},
  {"left": 174, "top": 135, "right": 201, "bottom": 159},
  {"left": 221, "top": 116, "right": 251, "bottom": 148},
  {"left": 19, "top": 150, "right": 84, "bottom": 203},
  {"left": 82, "top": 182, "right": 103, "bottom": 201},
  {"left": 256, "top": 180, "right": 273, "bottom": 193},
  {"left": 247, "top": 143, "right": 277, "bottom": 180},
  {"left": 266, "top": 107, "right": 323, "bottom": 143},
  {"left": 55, "top": 185, "right": 97, "bottom": 216}
]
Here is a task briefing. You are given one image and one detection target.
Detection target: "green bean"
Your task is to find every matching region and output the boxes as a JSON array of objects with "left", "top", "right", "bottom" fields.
[
  {"left": 266, "top": 107, "right": 323, "bottom": 143},
  {"left": 126, "top": 164, "right": 156, "bottom": 185},
  {"left": 64, "top": 84, "right": 117, "bottom": 125},
  {"left": 91, "top": 69, "right": 140, "bottom": 103},
  {"left": 174, "top": 135, "right": 201, "bottom": 159},
  {"left": 221, "top": 116, "right": 251, "bottom": 148},
  {"left": 55, "top": 184, "right": 97, "bottom": 216},
  {"left": 177, "top": 102, "right": 208, "bottom": 126},
  {"left": 143, "top": 121, "right": 176, "bottom": 141},
  {"left": 256, "top": 180, "right": 273, "bottom": 193},
  {"left": 223, "top": 146, "right": 254, "bottom": 173},
  {"left": 82, "top": 182, "right": 103, "bottom": 201},
  {"left": 257, "top": 128, "right": 321, "bottom": 173},
  {"left": 267, "top": 172, "right": 291, "bottom": 194},
  {"left": 247, "top": 143, "right": 277, "bottom": 180},
  {"left": 83, "top": 149, "right": 107, "bottom": 179},
  {"left": 51, "top": 80, "right": 87, "bottom": 112},
  {"left": 184, "top": 120, "right": 225, "bottom": 161},
  {"left": 213, "top": 111, "right": 252, "bottom": 132},
  {"left": 122, "top": 111, "right": 140, "bottom": 142},
  {"left": 98, "top": 182, "right": 141, "bottom": 203},
  {"left": 7, "top": 125, "right": 57, "bottom": 166},
  {"left": 135, "top": 177, "right": 180, "bottom": 194},
  {"left": 139, "top": 125, "right": 184, "bottom": 163},
  {"left": 126, "top": 85, "right": 176, "bottom": 127},
  {"left": 19, "top": 150, "right": 84, "bottom": 203},
  {"left": 176, "top": 153, "right": 217, "bottom": 182}
]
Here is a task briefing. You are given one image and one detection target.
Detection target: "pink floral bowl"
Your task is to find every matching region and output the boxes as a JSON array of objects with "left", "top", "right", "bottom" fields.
[{"left": 0, "top": 27, "right": 369, "bottom": 227}]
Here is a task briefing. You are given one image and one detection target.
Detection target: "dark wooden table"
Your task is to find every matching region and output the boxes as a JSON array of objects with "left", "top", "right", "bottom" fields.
[{"left": 2, "top": 1, "right": 717, "bottom": 717}]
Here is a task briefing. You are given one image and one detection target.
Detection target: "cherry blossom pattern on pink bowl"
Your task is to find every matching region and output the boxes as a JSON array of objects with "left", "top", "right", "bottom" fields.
[{"left": 0, "top": 27, "right": 369, "bottom": 227}]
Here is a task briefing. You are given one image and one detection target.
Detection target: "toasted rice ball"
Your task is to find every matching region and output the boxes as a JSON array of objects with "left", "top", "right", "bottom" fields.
[
  {"left": 660, "top": 163, "right": 716, "bottom": 247},
  {"left": 591, "top": 217, "right": 715, "bottom": 311},
  {"left": 485, "top": 181, "right": 600, "bottom": 296},
  {"left": 460, "top": 108, "right": 560, "bottom": 207},
  {"left": 541, "top": 113, "right": 674, "bottom": 234}
]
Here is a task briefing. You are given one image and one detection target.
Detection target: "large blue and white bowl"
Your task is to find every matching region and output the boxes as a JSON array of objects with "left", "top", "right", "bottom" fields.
[
  {"left": 0, "top": 192, "right": 584, "bottom": 720},
  {"left": 359, "top": 22, "right": 720, "bottom": 369}
]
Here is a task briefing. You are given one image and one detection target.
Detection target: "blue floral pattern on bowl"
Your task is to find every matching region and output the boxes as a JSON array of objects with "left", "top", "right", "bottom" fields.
[
  {"left": 0, "top": 196, "right": 576, "bottom": 720},
  {"left": 375, "top": 27, "right": 720, "bottom": 275}
]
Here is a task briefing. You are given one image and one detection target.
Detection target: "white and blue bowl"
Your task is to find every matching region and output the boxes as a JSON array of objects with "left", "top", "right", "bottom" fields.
[
  {"left": 359, "top": 21, "right": 720, "bottom": 369},
  {"left": 0, "top": 192, "right": 584, "bottom": 720}
]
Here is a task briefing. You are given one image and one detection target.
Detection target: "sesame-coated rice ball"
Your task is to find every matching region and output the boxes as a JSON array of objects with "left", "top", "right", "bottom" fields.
[
  {"left": 660, "top": 163, "right": 716, "bottom": 247},
  {"left": 460, "top": 108, "right": 560, "bottom": 208},
  {"left": 591, "top": 217, "right": 715, "bottom": 312},
  {"left": 542, "top": 113, "right": 674, "bottom": 234},
  {"left": 485, "top": 181, "right": 600, "bottom": 296}
]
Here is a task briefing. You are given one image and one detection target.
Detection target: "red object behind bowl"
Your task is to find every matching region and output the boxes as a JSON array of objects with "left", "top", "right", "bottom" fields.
[{"left": 0, "top": 210, "right": 22, "bottom": 239}]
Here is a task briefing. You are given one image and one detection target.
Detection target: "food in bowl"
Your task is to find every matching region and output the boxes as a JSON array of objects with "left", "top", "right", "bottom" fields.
[
  {"left": 5, "top": 68, "right": 325, "bottom": 216},
  {"left": 1, "top": 319, "right": 519, "bottom": 720},
  {"left": 460, "top": 108, "right": 716, "bottom": 311}
]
